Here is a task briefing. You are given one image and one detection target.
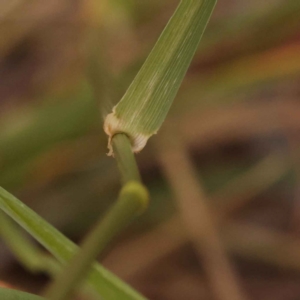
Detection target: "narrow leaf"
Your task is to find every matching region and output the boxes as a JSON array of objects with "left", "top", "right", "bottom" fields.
[
  {"left": 0, "top": 187, "right": 147, "bottom": 300},
  {"left": 104, "top": 0, "right": 217, "bottom": 154}
]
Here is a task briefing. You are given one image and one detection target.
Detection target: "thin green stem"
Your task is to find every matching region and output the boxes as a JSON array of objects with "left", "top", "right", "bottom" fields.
[
  {"left": 0, "top": 187, "right": 148, "bottom": 300},
  {"left": 0, "top": 211, "right": 100, "bottom": 299},
  {"left": 112, "top": 133, "right": 141, "bottom": 183},
  {"left": 44, "top": 182, "right": 148, "bottom": 300},
  {"left": 0, "top": 212, "right": 59, "bottom": 276}
]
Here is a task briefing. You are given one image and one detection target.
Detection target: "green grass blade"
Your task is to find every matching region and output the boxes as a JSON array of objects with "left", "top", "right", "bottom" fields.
[
  {"left": 0, "top": 187, "right": 147, "bottom": 300},
  {"left": 104, "top": 0, "right": 217, "bottom": 154},
  {"left": 0, "top": 288, "right": 43, "bottom": 300},
  {"left": 0, "top": 212, "right": 59, "bottom": 276},
  {"left": 44, "top": 181, "right": 148, "bottom": 300}
]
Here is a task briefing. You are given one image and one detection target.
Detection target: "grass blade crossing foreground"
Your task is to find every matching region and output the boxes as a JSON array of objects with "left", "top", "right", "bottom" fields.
[
  {"left": 44, "top": 182, "right": 148, "bottom": 300},
  {"left": 104, "top": 0, "right": 217, "bottom": 155},
  {"left": 0, "top": 287, "right": 43, "bottom": 300},
  {"left": 0, "top": 187, "right": 147, "bottom": 300}
]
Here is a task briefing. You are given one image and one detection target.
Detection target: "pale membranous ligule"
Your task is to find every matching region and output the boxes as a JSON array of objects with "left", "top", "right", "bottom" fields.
[{"left": 104, "top": 109, "right": 150, "bottom": 155}]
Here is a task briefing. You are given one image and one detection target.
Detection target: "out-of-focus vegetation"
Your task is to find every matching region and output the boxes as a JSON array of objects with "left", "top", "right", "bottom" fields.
[{"left": 0, "top": 0, "right": 300, "bottom": 299}]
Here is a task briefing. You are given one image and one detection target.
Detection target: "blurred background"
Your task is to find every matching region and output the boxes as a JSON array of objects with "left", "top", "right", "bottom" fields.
[{"left": 0, "top": 0, "right": 300, "bottom": 299}]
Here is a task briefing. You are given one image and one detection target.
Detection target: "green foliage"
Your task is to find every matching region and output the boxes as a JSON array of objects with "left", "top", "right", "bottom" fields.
[
  {"left": 0, "top": 187, "right": 146, "bottom": 300},
  {"left": 0, "top": 288, "right": 43, "bottom": 300},
  {"left": 0, "top": 0, "right": 217, "bottom": 299},
  {"left": 104, "top": 0, "right": 217, "bottom": 154}
]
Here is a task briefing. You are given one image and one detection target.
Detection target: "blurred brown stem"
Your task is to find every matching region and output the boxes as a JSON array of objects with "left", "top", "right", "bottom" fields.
[
  {"left": 156, "top": 123, "right": 247, "bottom": 300},
  {"left": 105, "top": 216, "right": 300, "bottom": 278}
]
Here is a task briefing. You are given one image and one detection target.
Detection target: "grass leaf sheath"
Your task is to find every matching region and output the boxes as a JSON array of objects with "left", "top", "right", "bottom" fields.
[{"left": 104, "top": 0, "right": 217, "bottom": 155}]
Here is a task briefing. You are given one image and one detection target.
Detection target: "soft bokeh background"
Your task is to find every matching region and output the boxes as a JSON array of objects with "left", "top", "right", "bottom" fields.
[{"left": 1, "top": 0, "right": 300, "bottom": 299}]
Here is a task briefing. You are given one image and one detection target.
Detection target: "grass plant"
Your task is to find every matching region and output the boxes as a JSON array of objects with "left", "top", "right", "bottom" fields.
[{"left": 0, "top": 0, "right": 217, "bottom": 299}]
